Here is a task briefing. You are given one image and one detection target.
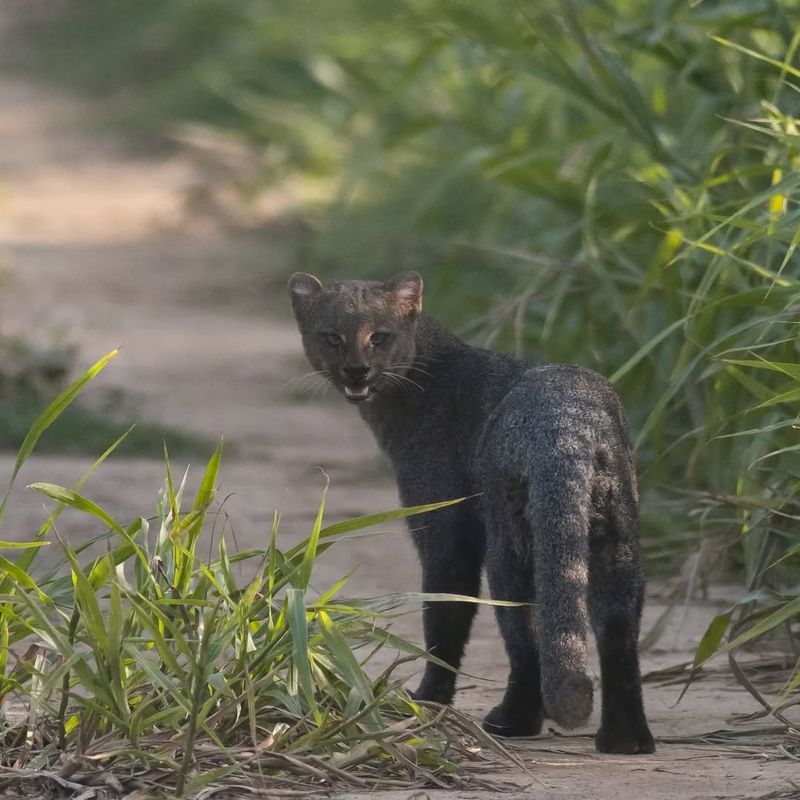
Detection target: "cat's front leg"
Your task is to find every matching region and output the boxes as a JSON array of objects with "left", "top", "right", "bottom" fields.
[{"left": 409, "top": 506, "right": 484, "bottom": 705}]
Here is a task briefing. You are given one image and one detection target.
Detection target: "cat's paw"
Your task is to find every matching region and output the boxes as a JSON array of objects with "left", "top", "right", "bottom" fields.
[
  {"left": 482, "top": 702, "right": 543, "bottom": 738},
  {"left": 409, "top": 682, "right": 454, "bottom": 705},
  {"left": 595, "top": 724, "right": 655, "bottom": 754}
]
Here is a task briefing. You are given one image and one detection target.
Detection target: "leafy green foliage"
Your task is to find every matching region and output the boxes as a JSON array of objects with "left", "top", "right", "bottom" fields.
[{"left": 691, "top": 359, "right": 800, "bottom": 719}]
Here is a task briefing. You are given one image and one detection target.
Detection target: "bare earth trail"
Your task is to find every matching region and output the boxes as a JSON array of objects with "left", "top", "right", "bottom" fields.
[{"left": 0, "top": 23, "right": 797, "bottom": 800}]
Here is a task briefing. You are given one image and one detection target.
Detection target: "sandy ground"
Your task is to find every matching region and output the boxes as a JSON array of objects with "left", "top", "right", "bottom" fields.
[{"left": 0, "top": 12, "right": 798, "bottom": 800}]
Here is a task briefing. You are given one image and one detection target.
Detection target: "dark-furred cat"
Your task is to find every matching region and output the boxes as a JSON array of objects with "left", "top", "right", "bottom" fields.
[{"left": 288, "top": 271, "right": 654, "bottom": 754}]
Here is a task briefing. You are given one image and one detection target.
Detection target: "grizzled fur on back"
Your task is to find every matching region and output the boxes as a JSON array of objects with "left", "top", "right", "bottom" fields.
[{"left": 288, "top": 271, "right": 654, "bottom": 754}]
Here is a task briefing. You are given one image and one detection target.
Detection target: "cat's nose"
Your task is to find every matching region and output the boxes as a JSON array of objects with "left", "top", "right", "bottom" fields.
[{"left": 343, "top": 366, "right": 370, "bottom": 383}]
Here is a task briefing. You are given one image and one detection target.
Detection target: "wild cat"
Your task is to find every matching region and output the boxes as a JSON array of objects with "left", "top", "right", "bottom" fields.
[{"left": 288, "top": 271, "right": 654, "bottom": 754}]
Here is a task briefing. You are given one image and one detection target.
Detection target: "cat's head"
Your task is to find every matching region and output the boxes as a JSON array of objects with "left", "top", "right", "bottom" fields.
[{"left": 287, "top": 272, "right": 423, "bottom": 404}]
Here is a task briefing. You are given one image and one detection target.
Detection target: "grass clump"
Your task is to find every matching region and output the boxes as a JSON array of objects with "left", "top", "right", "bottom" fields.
[{"left": 0, "top": 354, "right": 516, "bottom": 798}]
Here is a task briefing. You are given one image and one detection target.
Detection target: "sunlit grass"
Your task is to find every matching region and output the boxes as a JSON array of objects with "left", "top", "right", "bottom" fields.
[{"left": 0, "top": 354, "right": 517, "bottom": 797}]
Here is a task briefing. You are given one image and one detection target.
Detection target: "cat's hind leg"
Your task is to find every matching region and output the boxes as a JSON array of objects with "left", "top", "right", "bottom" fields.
[
  {"left": 589, "top": 466, "right": 655, "bottom": 754},
  {"left": 482, "top": 483, "right": 544, "bottom": 737}
]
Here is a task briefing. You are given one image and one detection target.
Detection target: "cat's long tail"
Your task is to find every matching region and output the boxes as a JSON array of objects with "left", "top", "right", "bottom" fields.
[{"left": 525, "top": 448, "right": 594, "bottom": 729}]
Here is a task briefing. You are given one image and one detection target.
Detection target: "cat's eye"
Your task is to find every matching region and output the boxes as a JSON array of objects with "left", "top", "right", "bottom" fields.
[
  {"left": 370, "top": 331, "right": 392, "bottom": 347},
  {"left": 322, "top": 332, "right": 343, "bottom": 347}
]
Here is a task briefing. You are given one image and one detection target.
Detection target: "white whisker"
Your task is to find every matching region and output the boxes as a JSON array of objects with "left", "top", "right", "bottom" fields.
[
  {"left": 384, "top": 370, "right": 425, "bottom": 394},
  {"left": 281, "top": 369, "right": 331, "bottom": 390},
  {"left": 388, "top": 361, "right": 434, "bottom": 378}
]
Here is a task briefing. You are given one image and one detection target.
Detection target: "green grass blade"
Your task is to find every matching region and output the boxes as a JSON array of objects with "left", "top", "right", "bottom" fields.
[
  {"left": 723, "top": 359, "right": 800, "bottom": 380},
  {"left": 297, "top": 478, "right": 329, "bottom": 590},
  {"left": 286, "top": 588, "right": 318, "bottom": 718},
  {"left": 286, "top": 497, "right": 467, "bottom": 560},
  {"left": 193, "top": 439, "right": 223, "bottom": 512},
  {"left": 28, "top": 483, "right": 127, "bottom": 537},
  {"left": 318, "top": 608, "right": 379, "bottom": 729},
  {"left": 7, "top": 426, "right": 136, "bottom": 585},
  {"left": 0, "top": 349, "right": 119, "bottom": 525},
  {"left": 0, "top": 555, "right": 50, "bottom": 603},
  {"left": 0, "top": 541, "right": 50, "bottom": 550},
  {"left": 711, "top": 36, "right": 800, "bottom": 81},
  {"left": 724, "top": 597, "right": 800, "bottom": 652}
]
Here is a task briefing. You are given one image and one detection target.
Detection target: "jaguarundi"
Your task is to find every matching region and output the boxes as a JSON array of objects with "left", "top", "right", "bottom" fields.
[{"left": 288, "top": 271, "right": 655, "bottom": 754}]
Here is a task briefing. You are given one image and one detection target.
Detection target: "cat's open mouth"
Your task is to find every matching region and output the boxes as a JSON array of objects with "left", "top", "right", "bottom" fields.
[{"left": 344, "top": 384, "right": 373, "bottom": 403}]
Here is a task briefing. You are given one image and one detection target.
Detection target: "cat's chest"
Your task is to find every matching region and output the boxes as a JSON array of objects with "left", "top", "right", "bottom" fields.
[
  {"left": 364, "top": 400, "right": 473, "bottom": 476},
  {"left": 374, "top": 412, "right": 446, "bottom": 456}
]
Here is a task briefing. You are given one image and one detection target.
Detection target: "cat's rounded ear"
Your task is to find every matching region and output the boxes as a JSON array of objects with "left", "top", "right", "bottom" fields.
[
  {"left": 288, "top": 273, "right": 323, "bottom": 318},
  {"left": 288, "top": 272, "right": 323, "bottom": 298},
  {"left": 387, "top": 271, "right": 423, "bottom": 316}
]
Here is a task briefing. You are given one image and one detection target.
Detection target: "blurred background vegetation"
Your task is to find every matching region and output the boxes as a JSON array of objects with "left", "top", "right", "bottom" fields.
[
  {"left": 5, "top": 0, "right": 799, "bottom": 667},
  {"left": 0, "top": 335, "right": 211, "bottom": 456}
]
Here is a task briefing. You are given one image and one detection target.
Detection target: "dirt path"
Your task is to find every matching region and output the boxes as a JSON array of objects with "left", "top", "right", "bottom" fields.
[{"left": 0, "top": 12, "right": 797, "bottom": 800}]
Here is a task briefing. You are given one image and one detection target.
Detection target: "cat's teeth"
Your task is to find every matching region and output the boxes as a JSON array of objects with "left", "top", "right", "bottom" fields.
[{"left": 344, "top": 385, "right": 370, "bottom": 400}]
